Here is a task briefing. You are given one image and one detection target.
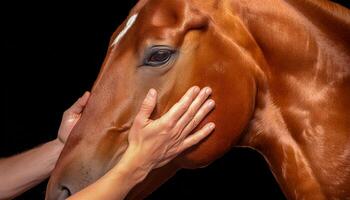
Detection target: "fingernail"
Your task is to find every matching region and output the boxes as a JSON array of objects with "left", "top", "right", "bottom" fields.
[
  {"left": 193, "top": 86, "right": 200, "bottom": 94},
  {"left": 208, "top": 123, "right": 215, "bottom": 130},
  {"left": 149, "top": 89, "right": 156, "bottom": 97},
  {"left": 205, "top": 87, "right": 212, "bottom": 95},
  {"left": 208, "top": 99, "right": 215, "bottom": 107}
]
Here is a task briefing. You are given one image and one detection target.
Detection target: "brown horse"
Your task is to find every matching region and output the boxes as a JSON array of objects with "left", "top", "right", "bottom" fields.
[{"left": 46, "top": 0, "right": 350, "bottom": 199}]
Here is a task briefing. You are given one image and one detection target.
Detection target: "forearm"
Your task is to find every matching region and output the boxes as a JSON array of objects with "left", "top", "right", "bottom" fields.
[
  {"left": 0, "top": 139, "right": 63, "bottom": 199},
  {"left": 68, "top": 148, "right": 151, "bottom": 200}
]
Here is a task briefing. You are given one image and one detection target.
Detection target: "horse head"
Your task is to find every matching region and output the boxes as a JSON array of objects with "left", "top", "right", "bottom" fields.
[{"left": 46, "top": 0, "right": 270, "bottom": 199}]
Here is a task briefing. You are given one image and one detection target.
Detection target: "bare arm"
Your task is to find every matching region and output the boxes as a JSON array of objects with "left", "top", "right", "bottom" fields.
[
  {"left": 69, "top": 86, "right": 215, "bottom": 200},
  {"left": 0, "top": 92, "right": 90, "bottom": 200},
  {"left": 0, "top": 140, "right": 63, "bottom": 200}
]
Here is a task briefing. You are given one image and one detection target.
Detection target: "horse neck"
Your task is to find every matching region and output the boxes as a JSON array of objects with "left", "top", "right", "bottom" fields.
[{"left": 229, "top": 0, "right": 350, "bottom": 199}]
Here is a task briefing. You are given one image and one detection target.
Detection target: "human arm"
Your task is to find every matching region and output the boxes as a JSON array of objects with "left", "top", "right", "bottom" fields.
[
  {"left": 0, "top": 140, "right": 63, "bottom": 200},
  {"left": 68, "top": 86, "right": 215, "bottom": 200},
  {"left": 0, "top": 92, "right": 90, "bottom": 200}
]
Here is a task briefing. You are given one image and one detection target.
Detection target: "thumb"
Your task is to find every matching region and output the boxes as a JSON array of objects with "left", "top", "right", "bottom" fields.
[
  {"left": 69, "top": 91, "right": 91, "bottom": 114},
  {"left": 136, "top": 89, "right": 157, "bottom": 122}
]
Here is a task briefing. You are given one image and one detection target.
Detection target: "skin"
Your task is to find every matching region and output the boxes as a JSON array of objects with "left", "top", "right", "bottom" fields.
[
  {"left": 68, "top": 87, "right": 216, "bottom": 200},
  {"left": 0, "top": 92, "right": 90, "bottom": 200},
  {"left": 47, "top": 0, "right": 350, "bottom": 199},
  {"left": 1, "top": 86, "right": 214, "bottom": 200}
]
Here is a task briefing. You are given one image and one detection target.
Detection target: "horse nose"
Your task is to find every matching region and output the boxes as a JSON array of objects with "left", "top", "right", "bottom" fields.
[
  {"left": 46, "top": 184, "right": 72, "bottom": 200},
  {"left": 58, "top": 185, "right": 72, "bottom": 199}
]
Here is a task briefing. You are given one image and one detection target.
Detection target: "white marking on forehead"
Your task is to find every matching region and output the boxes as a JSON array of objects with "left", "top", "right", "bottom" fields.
[{"left": 112, "top": 14, "right": 139, "bottom": 47}]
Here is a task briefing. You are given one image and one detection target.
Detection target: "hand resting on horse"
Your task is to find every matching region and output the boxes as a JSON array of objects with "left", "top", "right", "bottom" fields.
[
  {"left": 57, "top": 91, "right": 91, "bottom": 144},
  {"left": 0, "top": 86, "right": 215, "bottom": 200},
  {"left": 68, "top": 86, "right": 216, "bottom": 200}
]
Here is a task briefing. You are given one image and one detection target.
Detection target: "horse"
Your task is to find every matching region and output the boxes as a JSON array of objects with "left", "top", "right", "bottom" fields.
[{"left": 45, "top": 0, "right": 350, "bottom": 199}]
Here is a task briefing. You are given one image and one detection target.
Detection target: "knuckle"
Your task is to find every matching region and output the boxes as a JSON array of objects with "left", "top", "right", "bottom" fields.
[
  {"left": 191, "top": 138, "right": 200, "bottom": 146},
  {"left": 191, "top": 119, "right": 199, "bottom": 129},
  {"left": 175, "top": 129, "right": 186, "bottom": 140},
  {"left": 172, "top": 127, "right": 182, "bottom": 136},
  {"left": 134, "top": 116, "right": 143, "bottom": 125},
  {"left": 196, "top": 110, "right": 204, "bottom": 118},
  {"left": 188, "top": 110, "right": 197, "bottom": 119},
  {"left": 173, "top": 147, "right": 181, "bottom": 155},
  {"left": 159, "top": 129, "right": 168, "bottom": 135},
  {"left": 141, "top": 101, "right": 152, "bottom": 110},
  {"left": 185, "top": 96, "right": 192, "bottom": 102},
  {"left": 189, "top": 136, "right": 199, "bottom": 144},
  {"left": 178, "top": 105, "right": 187, "bottom": 113},
  {"left": 63, "top": 110, "right": 70, "bottom": 116},
  {"left": 193, "top": 118, "right": 199, "bottom": 126},
  {"left": 163, "top": 120, "right": 175, "bottom": 130}
]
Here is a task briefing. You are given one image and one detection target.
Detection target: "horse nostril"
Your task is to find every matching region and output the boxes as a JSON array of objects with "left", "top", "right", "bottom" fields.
[
  {"left": 62, "top": 186, "right": 72, "bottom": 196},
  {"left": 58, "top": 185, "right": 72, "bottom": 200}
]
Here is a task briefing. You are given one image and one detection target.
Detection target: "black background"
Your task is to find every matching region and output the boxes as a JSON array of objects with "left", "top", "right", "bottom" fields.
[{"left": 3, "top": 1, "right": 349, "bottom": 199}]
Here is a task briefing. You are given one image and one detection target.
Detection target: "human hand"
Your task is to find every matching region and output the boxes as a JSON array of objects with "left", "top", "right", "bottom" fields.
[
  {"left": 124, "top": 86, "right": 215, "bottom": 174},
  {"left": 66, "top": 88, "right": 214, "bottom": 200},
  {"left": 57, "top": 92, "right": 90, "bottom": 144}
]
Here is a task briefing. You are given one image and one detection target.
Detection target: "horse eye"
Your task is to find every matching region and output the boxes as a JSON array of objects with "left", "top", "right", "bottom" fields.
[{"left": 144, "top": 48, "right": 174, "bottom": 66}]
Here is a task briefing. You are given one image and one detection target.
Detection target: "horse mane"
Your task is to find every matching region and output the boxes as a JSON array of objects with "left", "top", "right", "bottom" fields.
[
  {"left": 286, "top": 0, "right": 350, "bottom": 22},
  {"left": 285, "top": 0, "right": 350, "bottom": 45}
]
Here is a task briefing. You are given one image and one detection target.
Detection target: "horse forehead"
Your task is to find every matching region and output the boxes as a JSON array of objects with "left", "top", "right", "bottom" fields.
[{"left": 112, "top": 13, "right": 139, "bottom": 47}]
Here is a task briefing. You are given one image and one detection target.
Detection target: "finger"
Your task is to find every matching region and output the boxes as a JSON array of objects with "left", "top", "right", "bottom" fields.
[
  {"left": 179, "top": 123, "right": 215, "bottom": 152},
  {"left": 161, "top": 86, "right": 200, "bottom": 124},
  {"left": 68, "top": 91, "right": 91, "bottom": 114},
  {"left": 175, "top": 87, "right": 212, "bottom": 132},
  {"left": 181, "top": 99, "right": 215, "bottom": 137},
  {"left": 135, "top": 89, "right": 158, "bottom": 122}
]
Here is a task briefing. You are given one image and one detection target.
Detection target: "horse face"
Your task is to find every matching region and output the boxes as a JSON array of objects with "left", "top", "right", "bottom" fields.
[{"left": 46, "top": 0, "right": 259, "bottom": 198}]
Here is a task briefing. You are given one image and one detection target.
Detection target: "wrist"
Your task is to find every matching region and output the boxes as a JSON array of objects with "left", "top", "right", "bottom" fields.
[
  {"left": 78, "top": 151, "right": 150, "bottom": 200},
  {"left": 112, "top": 147, "right": 153, "bottom": 184},
  {"left": 51, "top": 139, "right": 65, "bottom": 151},
  {"left": 56, "top": 135, "right": 66, "bottom": 145}
]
